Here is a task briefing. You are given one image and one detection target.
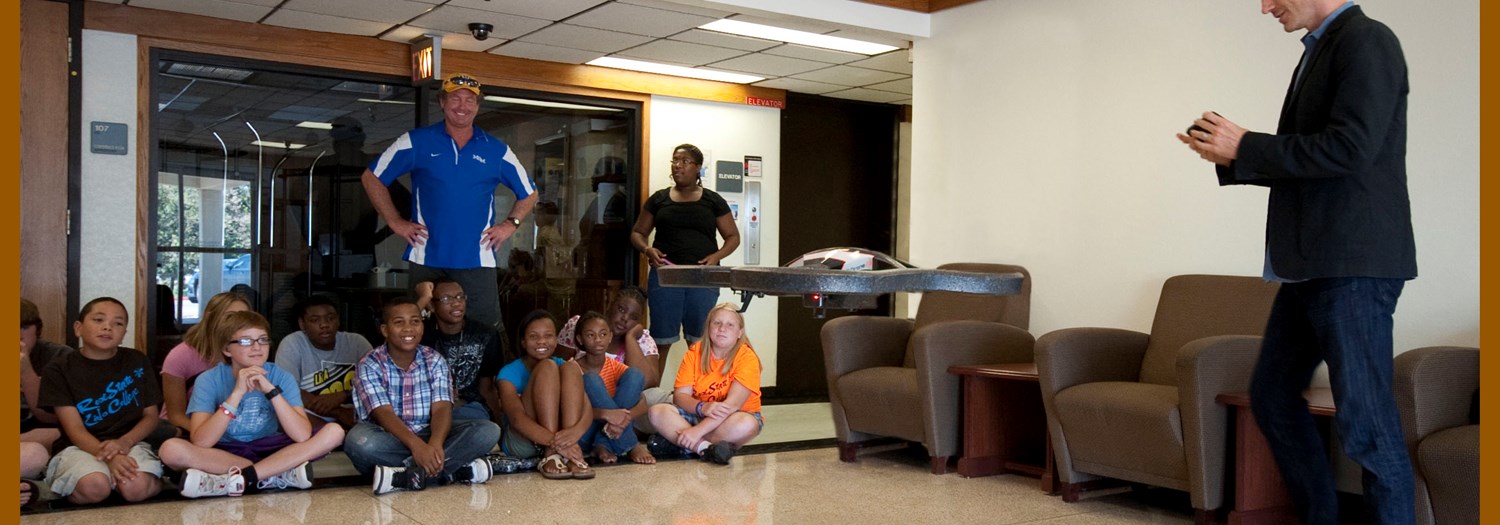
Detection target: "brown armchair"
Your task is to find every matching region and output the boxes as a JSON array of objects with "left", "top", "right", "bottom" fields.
[
  {"left": 821, "top": 263, "right": 1033, "bottom": 474},
  {"left": 1035, "top": 274, "right": 1278, "bottom": 522},
  {"left": 1394, "top": 346, "right": 1479, "bottom": 525}
]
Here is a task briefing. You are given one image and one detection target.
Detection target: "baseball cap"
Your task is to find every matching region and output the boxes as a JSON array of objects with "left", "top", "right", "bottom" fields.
[{"left": 442, "top": 72, "right": 482, "bottom": 96}]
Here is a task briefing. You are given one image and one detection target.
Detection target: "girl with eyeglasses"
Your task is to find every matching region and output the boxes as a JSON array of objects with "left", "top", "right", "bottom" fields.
[
  {"left": 161, "top": 292, "right": 251, "bottom": 435},
  {"left": 157, "top": 310, "right": 344, "bottom": 498},
  {"left": 630, "top": 144, "right": 741, "bottom": 372}
]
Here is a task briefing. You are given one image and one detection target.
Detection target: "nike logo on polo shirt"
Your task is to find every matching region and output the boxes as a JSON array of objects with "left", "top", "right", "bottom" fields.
[
  {"left": 430, "top": 153, "right": 442, "bottom": 157},
  {"left": 472, "top": 154, "right": 486, "bottom": 164}
]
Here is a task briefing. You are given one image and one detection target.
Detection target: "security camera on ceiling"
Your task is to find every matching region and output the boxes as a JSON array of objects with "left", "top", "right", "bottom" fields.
[{"left": 469, "top": 23, "right": 494, "bottom": 41}]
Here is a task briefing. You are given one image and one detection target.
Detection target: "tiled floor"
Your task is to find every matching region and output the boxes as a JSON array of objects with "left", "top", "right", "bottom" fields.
[{"left": 22, "top": 403, "right": 1197, "bottom": 524}]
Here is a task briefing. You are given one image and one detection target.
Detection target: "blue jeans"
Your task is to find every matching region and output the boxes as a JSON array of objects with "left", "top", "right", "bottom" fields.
[
  {"left": 580, "top": 367, "right": 644, "bottom": 456},
  {"left": 648, "top": 266, "right": 719, "bottom": 346},
  {"left": 343, "top": 419, "right": 501, "bottom": 480},
  {"left": 451, "top": 400, "right": 491, "bottom": 422},
  {"left": 1249, "top": 277, "right": 1414, "bottom": 525}
]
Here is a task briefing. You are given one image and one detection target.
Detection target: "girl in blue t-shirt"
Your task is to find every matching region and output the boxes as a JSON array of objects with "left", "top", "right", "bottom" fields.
[
  {"left": 158, "top": 311, "right": 345, "bottom": 498},
  {"left": 496, "top": 310, "right": 593, "bottom": 480}
]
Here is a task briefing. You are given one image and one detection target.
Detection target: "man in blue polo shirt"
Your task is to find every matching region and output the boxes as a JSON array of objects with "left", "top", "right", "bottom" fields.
[{"left": 361, "top": 72, "right": 538, "bottom": 329}]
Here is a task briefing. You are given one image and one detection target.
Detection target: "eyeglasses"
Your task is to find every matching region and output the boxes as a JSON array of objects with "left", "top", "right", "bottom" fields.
[
  {"left": 231, "top": 336, "right": 273, "bottom": 348},
  {"left": 670, "top": 158, "right": 697, "bottom": 166},
  {"left": 446, "top": 75, "right": 480, "bottom": 87},
  {"left": 437, "top": 294, "right": 468, "bottom": 305}
]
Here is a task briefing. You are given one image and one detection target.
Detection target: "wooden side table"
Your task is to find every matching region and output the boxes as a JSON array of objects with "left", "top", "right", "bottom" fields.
[
  {"left": 948, "top": 362, "right": 1056, "bottom": 492},
  {"left": 1216, "top": 388, "right": 1336, "bottom": 525}
]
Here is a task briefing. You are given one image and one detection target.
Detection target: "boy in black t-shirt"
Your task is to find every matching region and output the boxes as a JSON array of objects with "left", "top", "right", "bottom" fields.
[
  {"left": 39, "top": 297, "right": 164, "bottom": 504},
  {"left": 416, "top": 278, "right": 508, "bottom": 423}
]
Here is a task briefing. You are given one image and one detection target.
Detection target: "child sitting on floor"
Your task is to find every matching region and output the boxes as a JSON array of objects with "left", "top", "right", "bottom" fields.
[
  {"left": 345, "top": 297, "right": 503, "bottom": 495},
  {"left": 38, "top": 297, "right": 164, "bottom": 504},
  {"left": 647, "top": 303, "right": 764, "bottom": 465},
  {"left": 572, "top": 311, "right": 654, "bottom": 464},
  {"left": 158, "top": 310, "right": 345, "bottom": 498},
  {"left": 496, "top": 310, "right": 594, "bottom": 479}
]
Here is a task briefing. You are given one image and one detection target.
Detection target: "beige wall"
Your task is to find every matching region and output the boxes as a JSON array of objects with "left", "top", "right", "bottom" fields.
[{"left": 908, "top": 0, "right": 1479, "bottom": 354}]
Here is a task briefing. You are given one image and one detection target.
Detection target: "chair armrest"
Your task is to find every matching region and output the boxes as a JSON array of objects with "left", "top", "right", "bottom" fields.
[
  {"left": 1395, "top": 346, "right": 1480, "bottom": 447},
  {"left": 1034, "top": 327, "right": 1150, "bottom": 397},
  {"left": 821, "top": 316, "right": 914, "bottom": 379},
  {"left": 913, "top": 320, "right": 1036, "bottom": 458},
  {"left": 1175, "top": 334, "right": 1264, "bottom": 511}
]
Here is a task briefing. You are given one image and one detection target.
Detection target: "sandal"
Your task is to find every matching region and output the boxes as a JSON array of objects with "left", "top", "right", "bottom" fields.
[
  {"left": 568, "top": 458, "right": 595, "bottom": 480},
  {"left": 538, "top": 454, "right": 570, "bottom": 480},
  {"left": 19, "top": 480, "right": 40, "bottom": 511}
]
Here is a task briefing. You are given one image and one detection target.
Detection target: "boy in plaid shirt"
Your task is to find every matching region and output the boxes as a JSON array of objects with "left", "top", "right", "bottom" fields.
[{"left": 345, "top": 297, "right": 502, "bottom": 495}]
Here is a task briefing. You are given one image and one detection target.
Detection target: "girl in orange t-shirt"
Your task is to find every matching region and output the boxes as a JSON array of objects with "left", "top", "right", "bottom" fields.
[{"left": 647, "top": 303, "right": 763, "bottom": 465}]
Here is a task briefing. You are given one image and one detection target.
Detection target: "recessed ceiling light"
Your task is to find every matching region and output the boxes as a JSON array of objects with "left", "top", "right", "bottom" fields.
[
  {"left": 483, "top": 96, "right": 622, "bottom": 112},
  {"left": 357, "top": 98, "right": 416, "bottom": 105},
  {"left": 251, "top": 140, "right": 306, "bottom": 150},
  {"left": 700, "top": 19, "right": 900, "bottom": 55},
  {"left": 296, "top": 121, "right": 333, "bottom": 130},
  {"left": 586, "top": 57, "right": 764, "bottom": 84}
]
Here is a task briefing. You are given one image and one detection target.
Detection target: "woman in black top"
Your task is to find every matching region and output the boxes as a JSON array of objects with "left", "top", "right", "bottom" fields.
[{"left": 630, "top": 144, "right": 741, "bottom": 358}]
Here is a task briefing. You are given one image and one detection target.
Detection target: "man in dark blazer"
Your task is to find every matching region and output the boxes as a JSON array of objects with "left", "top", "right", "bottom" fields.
[{"left": 1179, "top": 1, "right": 1415, "bottom": 524}]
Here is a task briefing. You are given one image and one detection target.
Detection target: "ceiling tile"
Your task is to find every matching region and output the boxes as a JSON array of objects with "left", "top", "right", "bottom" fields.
[
  {"left": 751, "top": 77, "right": 846, "bottom": 95},
  {"left": 519, "top": 24, "right": 655, "bottom": 54},
  {"left": 670, "top": 29, "right": 778, "bottom": 52},
  {"left": 708, "top": 53, "right": 829, "bottom": 78},
  {"left": 726, "top": 14, "right": 841, "bottom": 35},
  {"left": 821, "top": 88, "right": 910, "bottom": 104},
  {"left": 491, "top": 41, "right": 605, "bottom": 65},
  {"left": 127, "top": 0, "right": 273, "bottom": 23},
  {"left": 380, "top": 26, "right": 503, "bottom": 53},
  {"left": 262, "top": 9, "right": 395, "bottom": 36},
  {"left": 847, "top": 49, "right": 912, "bottom": 74},
  {"left": 865, "top": 77, "right": 912, "bottom": 94},
  {"left": 617, "top": 0, "right": 734, "bottom": 19},
  {"left": 615, "top": 40, "right": 747, "bottom": 67},
  {"left": 281, "top": 0, "right": 434, "bottom": 25},
  {"left": 762, "top": 44, "right": 864, "bottom": 65},
  {"left": 443, "top": 0, "right": 601, "bottom": 21},
  {"left": 791, "top": 65, "right": 907, "bottom": 86},
  {"left": 408, "top": 5, "right": 552, "bottom": 39},
  {"left": 568, "top": 3, "right": 715, "bottom": 38},
  {"left": 824, "top": 28, "right": 912, "bottom": 50}
]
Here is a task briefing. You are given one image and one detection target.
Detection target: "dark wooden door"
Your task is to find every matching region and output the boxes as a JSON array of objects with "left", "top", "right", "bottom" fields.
[{"left": 773, "top": 93, "right": 899, "bottom": 401}]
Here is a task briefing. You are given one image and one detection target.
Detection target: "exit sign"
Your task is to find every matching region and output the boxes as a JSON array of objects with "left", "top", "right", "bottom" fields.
[{"left": 410, "top": 35, "right": 441, "bottom": 85}]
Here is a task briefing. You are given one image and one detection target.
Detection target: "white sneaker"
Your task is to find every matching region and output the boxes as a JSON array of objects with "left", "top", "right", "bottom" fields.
[
  {"left": 258, "top": 461, "right": 314, "bottom": 490},
  {"left": 180, "top": 467, "right": 246, "bottom": 498},
  {"left": 461, "top": 457, "right": 492, "bottom": 485},
  {"left": 372, "top": 465, "right": 424, "bottom": 496}
]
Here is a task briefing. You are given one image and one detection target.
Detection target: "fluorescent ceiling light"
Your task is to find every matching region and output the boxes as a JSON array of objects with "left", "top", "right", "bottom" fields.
[
  {"left": 357, "top": 98, "right": 416, "bottom": 105},
  {"left": 483, "top": 96, "right": 622, "bottom": 112},
  {"left": 587, "top": 57, "right": 764, "bottom": 84},
  {"left": 700, "top": 19, "right": 900, "bottom": 55},
  {"left": 251, "top": 140, "right": 306, "bottom": 150},
  {"left": 296, "top": 121, "right": 333, "bottom": 130}
]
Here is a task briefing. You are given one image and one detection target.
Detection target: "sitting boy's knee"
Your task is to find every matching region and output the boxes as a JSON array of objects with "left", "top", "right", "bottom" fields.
[
  {"left": 118, "top": 476, "right": 160, "bottom": 502},
  {"left": 70, "top": 474, "right": 112, "bottom": 503}
]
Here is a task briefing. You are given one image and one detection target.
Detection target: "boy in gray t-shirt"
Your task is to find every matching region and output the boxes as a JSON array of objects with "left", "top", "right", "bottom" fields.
[{"left": 275, "top": 295, "right": 372, "bottom": 429}]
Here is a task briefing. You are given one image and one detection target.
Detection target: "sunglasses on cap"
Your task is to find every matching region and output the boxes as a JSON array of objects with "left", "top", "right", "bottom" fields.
[{"left": 442, "top": 74, "right": 482, "bottom": 94}]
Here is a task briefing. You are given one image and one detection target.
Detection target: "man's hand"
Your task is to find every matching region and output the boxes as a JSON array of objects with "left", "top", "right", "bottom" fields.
[
  {"left": 480, "top": 222, "right": 518, "bottom": 251},
  {"left": 390, "top": 218, "right": 429, "bottom": 246},
  {"left": 1178, "top": 111, "right": 1247, "bottom": 166},
  {"left": 410, "top": 442, "right": 445, "bottom": 477}
]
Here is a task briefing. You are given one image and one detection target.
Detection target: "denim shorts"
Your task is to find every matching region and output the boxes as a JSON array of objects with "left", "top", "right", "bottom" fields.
[
  {"left": 648, "top": 267, "right": 721, "bottom": 345},
  {"left": 674, "top": 406, "right": 764, "bottom": 430}
]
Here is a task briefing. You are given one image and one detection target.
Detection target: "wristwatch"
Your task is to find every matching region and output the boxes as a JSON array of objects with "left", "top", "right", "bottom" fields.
[
  {"left": 265, "top": 386, "right": 283, "bottom": 400},
  {"left": 505, "top": 216, "right": 522, "bottom": 227}
]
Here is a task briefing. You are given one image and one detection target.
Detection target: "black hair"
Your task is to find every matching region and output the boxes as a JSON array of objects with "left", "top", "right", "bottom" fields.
[
  {"left": 21, "top": 298, "right": 42, "bottom": 331},
  {"left": 612, "top": 286, "right": 647, "bottom": 311},
  {"left": 77, "top": 297, "right": 128, "bottom": 324},
  {"left": 574, "top": 310, "right": 609, "bottom": 343},
  {"left": 430, "top": 276, "right": 461, "bottom": 288},
  {"left": 380, "top": 296, "right": 421, "bottom": 324},
  {"left": 293, "top": 294, "right": 339, "bottom": 320},
  {"left": 516, "top": 309, "right": 557, "bottom": 350},
  {"left": 673, "top": 144, "right": 705, "bottom": 187}
]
